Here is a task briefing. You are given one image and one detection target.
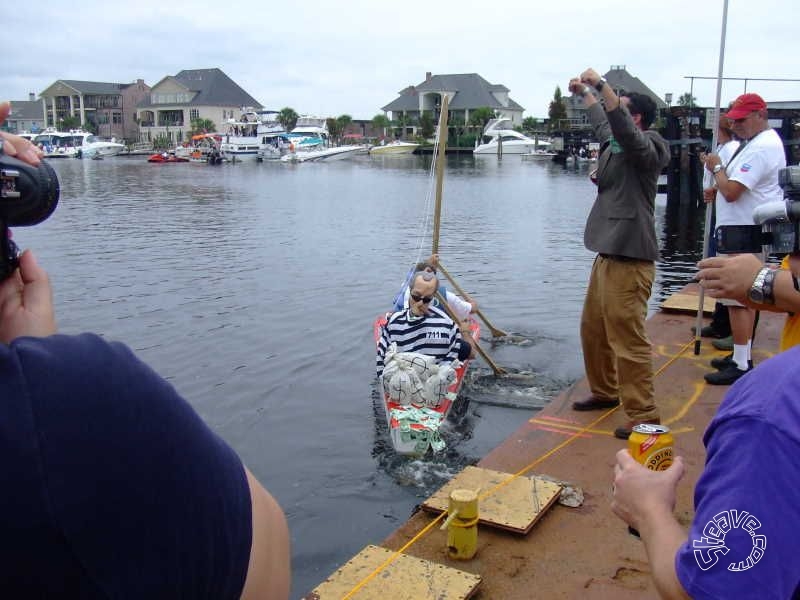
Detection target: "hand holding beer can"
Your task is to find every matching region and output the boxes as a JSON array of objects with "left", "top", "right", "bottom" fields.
[{"left": 626, "top": 424, "right": 674, "bottom": 537}]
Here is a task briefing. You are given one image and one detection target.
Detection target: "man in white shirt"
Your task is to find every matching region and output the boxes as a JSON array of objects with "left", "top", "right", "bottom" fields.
[{"left": 700, "top": 93, "right": 786, "bottom": 385}]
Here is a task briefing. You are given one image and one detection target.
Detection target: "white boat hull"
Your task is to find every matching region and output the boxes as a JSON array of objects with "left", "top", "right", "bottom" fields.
[
  {"left": 473, "top": 141, "right": 540, "bottom": 154},
  {"left": 281, "top": 146, "right": 362, "bottom": 163},
  {"left": 370, "top": 142, "right": 419, "bottom": 155}
]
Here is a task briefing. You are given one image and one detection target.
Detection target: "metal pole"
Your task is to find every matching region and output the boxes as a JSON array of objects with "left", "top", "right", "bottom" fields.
[{"left": 694, "top": 0, "right": 729, "bottom": 355}]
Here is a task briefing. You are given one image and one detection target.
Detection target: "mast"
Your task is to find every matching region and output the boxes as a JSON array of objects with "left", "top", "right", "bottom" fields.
[{"left": 432, "top": 94, "right": 449, "bottom": 255}]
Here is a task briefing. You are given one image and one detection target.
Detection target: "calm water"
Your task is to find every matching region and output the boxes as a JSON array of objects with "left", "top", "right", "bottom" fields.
[{"left": 21, "top": 154, "right": 701, "bottom": 597}]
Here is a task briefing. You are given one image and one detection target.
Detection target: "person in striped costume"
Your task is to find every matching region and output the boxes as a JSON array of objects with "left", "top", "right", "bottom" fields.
[{"left": 376, "top": 270, "right": 468, "bottom": 378}]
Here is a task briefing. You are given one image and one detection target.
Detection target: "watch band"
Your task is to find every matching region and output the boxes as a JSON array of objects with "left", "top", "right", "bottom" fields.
[
  {"left": 712, "top": 164, "right": 723, "bottom": 174},
  {"left": 763, "top": 269, "right": 776, "bottom": 305},
  {"left": 749, "top": 267, "right": 770, "bottom": 304},
  {"left": 595, "top": 79, "right": 606, "bottom": 93}
]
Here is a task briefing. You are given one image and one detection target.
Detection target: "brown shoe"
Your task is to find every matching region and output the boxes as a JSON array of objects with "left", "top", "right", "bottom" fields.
[
  {"left": 572, "top": 395, "right": 620, "bottom": 411},
  {"left": 614, "top": 418, "right": 661, "bottom": 440}
]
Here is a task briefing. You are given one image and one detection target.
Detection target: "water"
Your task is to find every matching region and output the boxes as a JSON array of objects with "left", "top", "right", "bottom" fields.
[{"left": 18, "top": 154, "right": 702, "bottom": 597}]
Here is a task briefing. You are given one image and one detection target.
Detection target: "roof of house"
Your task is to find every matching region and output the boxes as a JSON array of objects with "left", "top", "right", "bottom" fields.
[
  {"left": 604, "top": 67, "right": 667, "bottom": 109},
  {"left": 382, "top": 73, "right": 524, "bottom": 112},
  {"left": 140, "top": 68, "right": 262, "bottom": 109},
  {"left": 8, "top": 100, "right": 44, "bottom": 121},
  {"left": 55, "top": 80, "right": 128, "bottom": 95}
]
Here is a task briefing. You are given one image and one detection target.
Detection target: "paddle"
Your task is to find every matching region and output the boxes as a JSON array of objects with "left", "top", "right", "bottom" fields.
[
  {"left": 435, "top": 291, "right": 506, "bottom": 376},
  {"left": 436, "top": 261, "right": 508, "bottom": 338}
]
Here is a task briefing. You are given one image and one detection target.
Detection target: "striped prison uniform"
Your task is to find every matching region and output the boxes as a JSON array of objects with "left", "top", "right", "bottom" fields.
[{"left": 376, "top": 306, "right": 462, "bottom": 377}]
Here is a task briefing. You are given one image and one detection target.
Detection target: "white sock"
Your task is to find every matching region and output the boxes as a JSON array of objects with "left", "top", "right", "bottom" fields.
[{"left": 732, "top": 344, "right": 750, "bottom": 371}]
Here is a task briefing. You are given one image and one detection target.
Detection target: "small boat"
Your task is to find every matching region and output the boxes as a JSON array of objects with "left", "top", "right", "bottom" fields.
[
  {"left": 280, "top": 145, "right": 362, "bottom": 163},
  {"left": 147, "top": 153, "right": 189, "bottom": 163},
  {"left": 473, "top": 118, "right": 548, "bottom": 155},
  {"left": 521, "top": 150, "right": 558, "bottom": 161},
  {"left": 370, "top": 140, "right": 419, "bottom": 155},
  {"left": 176, "top": 133, "right": 225, "bottom": 164},
  {"left": 374, "top": 314, "right": 480, "bottom": 456}
]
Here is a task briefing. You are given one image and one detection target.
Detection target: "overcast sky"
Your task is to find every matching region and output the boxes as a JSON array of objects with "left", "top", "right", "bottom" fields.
[{"left": 6, "top": 0, "right": 799, "bottom": 121}]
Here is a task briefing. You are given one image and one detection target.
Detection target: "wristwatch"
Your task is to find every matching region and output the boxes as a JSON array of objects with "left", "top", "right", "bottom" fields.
[
  {"left": 749, "top": 267, "right": 774, "bottom": 304},
  {"left": 712, "top": 164, "right": 724, "bottom": 175},
  {"left": 595, "top": 79, "right": 606, "bottom": 92}
]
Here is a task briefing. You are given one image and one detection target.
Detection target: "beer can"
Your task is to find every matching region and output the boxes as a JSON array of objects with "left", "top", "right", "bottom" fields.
[{"left": 628, "top": 424, "right": 674, "bottom": 471}]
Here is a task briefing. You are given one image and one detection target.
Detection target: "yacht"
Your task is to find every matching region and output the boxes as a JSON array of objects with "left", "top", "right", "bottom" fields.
[
  {"left": 219, "top": 110, "right": 287, "bottom": 161},
  {"left": 369, "top": 140, "right": 419, "bottom": 155},
  {"left": 33, "top": 129, "right": 125, "bottom": 158},
  {"left": 473, "top": 118, "right": 548, "bottom": 155}
]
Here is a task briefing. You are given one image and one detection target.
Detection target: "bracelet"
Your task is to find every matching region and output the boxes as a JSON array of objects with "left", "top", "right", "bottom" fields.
[
  {"left": 793, "top": 274, "right": 799, "bottom": 292},
  {"left": 763, "top": 269, "right": 776, "bottom": 305},
  {"left": 595, "top": 79, "right": 606, "bottom": 92}
]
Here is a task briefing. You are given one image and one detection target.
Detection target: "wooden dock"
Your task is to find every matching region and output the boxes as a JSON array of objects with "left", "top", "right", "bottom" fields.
[{"left": 309, "top": 284, "right": 785, "bottom": 598}]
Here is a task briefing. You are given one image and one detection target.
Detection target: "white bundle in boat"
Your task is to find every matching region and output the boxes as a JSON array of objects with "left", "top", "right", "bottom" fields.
[
  {"left": 422, "top": 360, "right": 460, "bottom": 408},
  {"left": 382, "top": 343, "right": 459, "bottom": 407}
]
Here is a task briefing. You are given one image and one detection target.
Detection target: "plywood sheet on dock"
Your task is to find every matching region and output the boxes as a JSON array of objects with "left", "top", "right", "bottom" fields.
[
  {"left": 660, "top": 292, "right": 715, "bottom": 315},
  {"left": 305, "top": 544, "right": 481, "bottom": 600},
  {"left": 421, "top": 465, "right": 561, "bottom": 534}
]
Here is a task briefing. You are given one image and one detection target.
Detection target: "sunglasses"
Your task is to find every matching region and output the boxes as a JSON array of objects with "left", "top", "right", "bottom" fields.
[{"left": 410, "top": 292, "right": 434, "bottom": 304}]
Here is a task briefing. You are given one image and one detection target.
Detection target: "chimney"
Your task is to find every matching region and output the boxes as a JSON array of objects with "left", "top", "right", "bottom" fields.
[
  {"left": 29, "top": 93, "right": 35, "bottom": 101},
  {"left": 426, "top": 72, "right": 432, "bottom": 82}
]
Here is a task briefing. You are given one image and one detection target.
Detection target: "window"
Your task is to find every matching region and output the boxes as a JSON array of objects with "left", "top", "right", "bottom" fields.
[
  {"left": 190, "top": 109, "right": 199, "bottom": 120},
  {"left": 112, "top": 112, "right": 122, "bottom": 124}
]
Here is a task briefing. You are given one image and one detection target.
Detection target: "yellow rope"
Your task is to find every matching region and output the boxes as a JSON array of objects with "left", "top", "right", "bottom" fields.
[{"left": 342, "top": 337, "right": 698, "bottom": 598}]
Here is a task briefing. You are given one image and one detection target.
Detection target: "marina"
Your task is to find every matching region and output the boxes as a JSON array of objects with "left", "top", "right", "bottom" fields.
[{"left": 21, "top": 154, "right": 708, "bottom": 596}]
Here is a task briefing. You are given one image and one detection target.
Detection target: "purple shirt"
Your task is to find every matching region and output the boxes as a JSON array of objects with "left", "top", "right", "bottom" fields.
[{"left": 675, "top": 345, "right": 800, "bottom": 598}]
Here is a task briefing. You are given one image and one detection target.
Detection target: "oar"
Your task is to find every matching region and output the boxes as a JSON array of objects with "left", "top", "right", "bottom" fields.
[
  {"left": 435, "top": 291, "right": 506, "bottom": 376},
  {"left": 436, "top": 261, "right": 508, "bottom": 338}
]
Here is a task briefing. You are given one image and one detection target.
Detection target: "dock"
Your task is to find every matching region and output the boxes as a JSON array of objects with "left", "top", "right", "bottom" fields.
[{"left": 307, "top": 284, "right": 785, "bottom": 598}]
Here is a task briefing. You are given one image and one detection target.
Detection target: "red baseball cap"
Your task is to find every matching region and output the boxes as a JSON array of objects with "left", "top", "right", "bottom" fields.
[{"left": 724, "top": 93, "right": 767, "bottom": 120}]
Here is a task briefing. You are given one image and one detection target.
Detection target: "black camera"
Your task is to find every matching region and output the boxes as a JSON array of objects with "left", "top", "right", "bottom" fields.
[
  {"left": 715, "top": 165, "right": 800, "bottom": 254},
  {"left": 0, "top": 143, "right": 60, "bottom": 279}
]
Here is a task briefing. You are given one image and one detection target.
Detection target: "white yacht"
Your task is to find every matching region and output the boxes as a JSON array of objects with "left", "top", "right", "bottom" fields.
[
  {"left": 473, "top": 118, "right": 548, "bottom": 155},
  {"left": 33, "top": 129, "right": 125, "bottom": 158},
  {"left": 219, "top": 110, "right": 287, "bottom": 161}
]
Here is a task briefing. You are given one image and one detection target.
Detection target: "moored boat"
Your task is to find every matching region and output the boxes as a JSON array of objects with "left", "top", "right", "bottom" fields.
[
  {"left": 280, "top": 145, "right": 362, "bottom": 163},
  {"left": 370, "top": 140, "right": 419, "bottom": 155},
  {"left": 33, "top": 129, "right": 125, "bottom": 158},
  {"left": 219, "top": 109, "right": 287, "bottom": 161},
  {"left": 147, "top": 153, "right": 189, "bottom": 163},
  {"left": 473, "top": 118, "right": 549, "bottom": 155}
]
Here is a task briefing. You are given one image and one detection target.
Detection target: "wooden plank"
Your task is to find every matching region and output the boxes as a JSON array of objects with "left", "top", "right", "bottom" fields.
[
  {"left": 421, "top": 465, "right": 562, "bottom": 534},
  {"left": 660, "top": 292, "right": 715, "bottom": 315},
  {"left": 305, "top": 544, "right": 481, "bottom": 600}
]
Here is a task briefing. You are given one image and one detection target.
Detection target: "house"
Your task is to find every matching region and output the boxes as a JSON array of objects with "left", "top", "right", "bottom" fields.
[
  {"left": 4, "top": 94, "right": 45, "bottom": 134},
  {"left": 136, "top": 68, "right": 261, "bottom": 146},
  {"left": 564, "top": 65, "right": 668, "bottom": 129},
  {"left": 38, "top": 79, "right": 150, "bottom": 142},
  {"left": 382, "top": 72, "right": 525, "bottom": 135}
]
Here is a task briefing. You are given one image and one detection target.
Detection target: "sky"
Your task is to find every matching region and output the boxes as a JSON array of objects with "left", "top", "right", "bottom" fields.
[{"left": 5, "top": 0, "right": 799, "bottom": 121}]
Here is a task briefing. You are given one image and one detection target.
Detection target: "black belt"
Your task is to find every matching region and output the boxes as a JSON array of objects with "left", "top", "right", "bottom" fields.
[{"left": 599, "top": 253, "right": 642, "bottom": 262}]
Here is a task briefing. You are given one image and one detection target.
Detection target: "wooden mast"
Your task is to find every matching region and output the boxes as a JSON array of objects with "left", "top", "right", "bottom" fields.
[{"left": 432, "top": 94, "right": 449, "bottom": 255}]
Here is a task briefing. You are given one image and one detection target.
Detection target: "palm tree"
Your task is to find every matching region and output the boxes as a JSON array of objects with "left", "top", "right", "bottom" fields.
[
  {"left": 677, "top": 92, "right": 697, "bottom": 107},
  {"left": 371, "top": 114, "right": 391, "bottom": 140},
  {"left": 335, "top": 114, "right": 353, "bottom": 143},
  {"left": 278, "top": 107, "right": 299, "bottom": 132},
  {"left": 190, "top": 118, "right": 216, "bottom": 135}
]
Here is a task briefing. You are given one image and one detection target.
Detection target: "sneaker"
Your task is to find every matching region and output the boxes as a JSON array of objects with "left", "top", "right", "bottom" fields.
[
  {"left": 710, "top": 354, "right": 753, "bottom": 371},
  {"left": 712, "top": 336, "right": 734, "bottom": 351},
  {"left": 704, "top": 364, "right": 752, "bottom": 385},
  {"left": 613, "top": 418, "right": 661, "bottom": 440},
  {"left": 691, "top": 324, "right": 730, "bottom": 339}
]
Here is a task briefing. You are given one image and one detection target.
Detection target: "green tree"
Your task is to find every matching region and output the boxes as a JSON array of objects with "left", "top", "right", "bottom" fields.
[
  {"left": 325, "top": 117, "right": 341, "bottom": 143},
  {"left": 59, "top": 115, "right": 81, "bottom": 131},
  {"left": 468, "top": 107, "right": 495, "bottom": 128},
  {"left": 677, "top": 92, "right": 697, "bottom": 107},
  {"left": 190, "top": 118, "right": 216, "bottom": 135},
  {"left": 548, "top": 86, "right": 568, "bottom": 132},
  {"left": 522, "top": 116, "right": 539, "bottom": 134},
  {"left": 371, "top": 113, "right": 391, "bottom": 139},
  {"left": 419, "top": 111, "right": 435, "bottom": 139},
  {"left": 335, "top": 114, "right": 353, "bottom": 143},
  {"left": 277, "top": 107, "right": 299, "bottom": 132}
]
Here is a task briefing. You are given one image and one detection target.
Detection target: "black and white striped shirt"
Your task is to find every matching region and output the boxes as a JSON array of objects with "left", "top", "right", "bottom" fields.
[{"left": 376, "top": 306, "right": 461, "bottom": 377}]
